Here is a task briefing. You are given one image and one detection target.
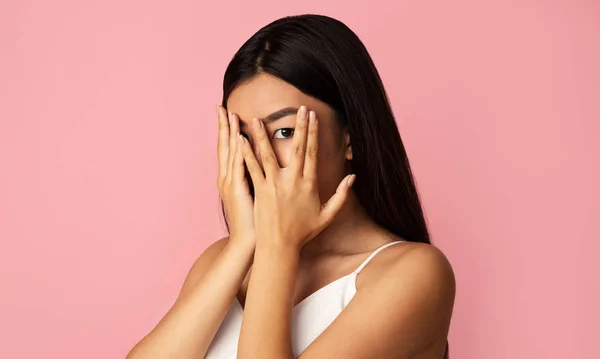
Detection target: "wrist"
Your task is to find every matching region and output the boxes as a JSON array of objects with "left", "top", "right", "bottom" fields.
[
  {"left": 226, "top": 235, "right": 256, "bottom": 253},
  {"left": 255, "top": 239, "right": 301, "bottom": 257}
]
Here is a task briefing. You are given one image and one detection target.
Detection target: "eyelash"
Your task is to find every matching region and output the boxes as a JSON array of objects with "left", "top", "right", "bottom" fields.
[
  {"left": 273, "top": 128, "right": 295, "bottom": 139},
  {"left": 239, "top": 128, "right": 295, "bottom": 140}
]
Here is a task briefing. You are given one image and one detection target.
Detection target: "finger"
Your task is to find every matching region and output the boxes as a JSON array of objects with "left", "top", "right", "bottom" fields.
[
  {"left": 232, "top": 132, "right": 246, "bottom": 184},
  {"left": 252, "top": 117, "right": 279, "bottom": 179},
  {"left": 319, "top": 174, "right": 356, "bottom": 227},
  {"left": 289, "top": 106, "right": 309, "bottom": 176},
  {"left": 238, "top": 133, "right": 265, "bottom": 186},
  {"left": 226, "top": 112, "right": 240, "bottom": 181},
  {"left": 303, "top": 110, "right": 318, "bottom": 181},
  {"left": 217, "top": 105, "right": 230, "bottom": 183}
]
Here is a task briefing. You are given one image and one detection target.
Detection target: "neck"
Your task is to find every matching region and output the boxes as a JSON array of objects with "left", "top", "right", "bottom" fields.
[{"left": 300, "top": 191, "right": 379, "bottom": 258}]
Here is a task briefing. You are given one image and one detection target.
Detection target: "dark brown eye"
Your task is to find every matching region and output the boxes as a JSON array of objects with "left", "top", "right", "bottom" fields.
[{"left": 273, "top": 128, "right": 294, "bottom": 139}]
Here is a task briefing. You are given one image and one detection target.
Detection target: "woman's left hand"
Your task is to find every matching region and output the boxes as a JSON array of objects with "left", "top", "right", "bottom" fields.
[{"left": 237, "top": 106, "right": 356, "bottom": 252}]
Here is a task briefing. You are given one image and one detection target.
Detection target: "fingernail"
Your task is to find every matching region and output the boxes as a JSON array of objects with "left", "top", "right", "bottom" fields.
[
  {"left": 347, "top": 174, "right": 356, "bottom": 188},
  {"left": 309, "top": 111, "right": 316, "bottom": 124},
  {"left": 299, "top": 106, "right": 307, "bottom": 117},
  {"left": 253, "top": 117, "right": 263, "bottom": 130},
  {"left": 228, "top": 112, "right": 233, "bottom": 124}
]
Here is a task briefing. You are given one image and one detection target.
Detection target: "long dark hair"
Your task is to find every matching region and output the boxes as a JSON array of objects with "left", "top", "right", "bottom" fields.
[
  {"left": 219, "top": 15, "right": 446, "bottom": 356},
  {"left": 220, "top": 14, "right": 430, "bottom": 244}
]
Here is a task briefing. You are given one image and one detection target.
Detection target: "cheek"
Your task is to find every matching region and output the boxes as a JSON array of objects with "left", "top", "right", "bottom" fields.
[{"left": 315, "top": 143, "right": 349, "bottom": 202}]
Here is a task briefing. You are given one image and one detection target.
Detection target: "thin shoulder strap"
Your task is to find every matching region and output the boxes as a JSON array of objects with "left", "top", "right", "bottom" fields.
[{"left": 353, "top": 241, "right": 404, "bottom": 274}]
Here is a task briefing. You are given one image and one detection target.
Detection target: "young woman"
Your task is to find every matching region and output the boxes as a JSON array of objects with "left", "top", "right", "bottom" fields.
[{"left": 127, "top": 14, "right": 455, "bottom": 359}]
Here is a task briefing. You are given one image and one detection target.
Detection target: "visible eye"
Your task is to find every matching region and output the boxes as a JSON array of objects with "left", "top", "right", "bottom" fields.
[{"left": 273, "top": 128, "right": 295, "bottom": 139}]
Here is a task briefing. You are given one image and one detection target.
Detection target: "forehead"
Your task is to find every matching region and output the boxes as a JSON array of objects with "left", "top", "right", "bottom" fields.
[{"left": 226, "top": 73, "right": 335, "bottom": 122}]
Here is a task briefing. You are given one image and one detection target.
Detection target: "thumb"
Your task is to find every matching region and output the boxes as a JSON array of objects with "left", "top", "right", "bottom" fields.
[{"left": 319, "top": 174, "right": 356, "bottom": 227}]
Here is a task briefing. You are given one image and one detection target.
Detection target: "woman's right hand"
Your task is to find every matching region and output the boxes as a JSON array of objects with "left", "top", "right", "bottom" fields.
[{"left": 216, "top": 105, "right": 256, "bottom": 249}]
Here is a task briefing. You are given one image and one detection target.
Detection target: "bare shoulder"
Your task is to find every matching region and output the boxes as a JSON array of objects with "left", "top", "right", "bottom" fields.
[
  {"left": 177, "top": 236, "right": 231, "bottom": 299},
  {"left": 359, "top": 239, "right": 455, "bottom": 303},
  {"left": 298, "top": 239, "right": 455, "bottom": 357},
  {"left": 357, "top": 240, "right": 455, "bottom": 353},
  {"left": 390, "top": 241, "right": 454, "bottom": 281}
]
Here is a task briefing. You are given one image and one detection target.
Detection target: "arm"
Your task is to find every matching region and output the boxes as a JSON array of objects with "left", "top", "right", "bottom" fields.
[
  {"left": 126, "top": 237, "right": 254, "bottom": 359},
  {"left": 236, "top": 107, "right": 455, "bottom": 358},
  {"left": 236, "top": 108, "right": 353, "bottom": 358},
  {"left": 241, "top": 241, "right": 455, "bottom": 359},
  {"left": 297, "top": 244, "right": 455, "bottom": 358},
  {"left": 128, "top": 105, "right": 258, "bottom": 358},
  {"left": 237, "top": 243, "right": 299, "bottom": 358}
]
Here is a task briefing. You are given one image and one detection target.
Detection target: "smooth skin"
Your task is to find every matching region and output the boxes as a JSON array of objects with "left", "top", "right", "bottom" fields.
[{"left": 126, "top": 73, "right": 455, "bottom": 359}]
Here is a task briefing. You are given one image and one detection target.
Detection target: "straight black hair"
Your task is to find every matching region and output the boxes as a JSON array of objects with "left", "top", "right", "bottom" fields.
[
  {"left": 221, "top": 14, "right": 431, "bottom": 244},
  {"left": 219, "top": 14, "right": 446, "bottom": 357}
]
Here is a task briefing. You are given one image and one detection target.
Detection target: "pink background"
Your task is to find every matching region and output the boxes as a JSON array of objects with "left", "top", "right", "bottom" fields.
[{"left": 1, "top": 1, "right": 598, "bottom": 358}]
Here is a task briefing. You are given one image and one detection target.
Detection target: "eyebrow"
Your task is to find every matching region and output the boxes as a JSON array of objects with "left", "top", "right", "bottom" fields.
[{"left": 238, "top": 107, "right": 298, "bottom": 128}]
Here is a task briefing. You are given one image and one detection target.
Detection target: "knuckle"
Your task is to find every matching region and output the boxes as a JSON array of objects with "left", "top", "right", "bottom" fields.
[
  {"left": 217, "top": 174, "right": 226, "bottom": 186},
  {"left": 218, "top": 184, "right": 227, "bottom": 197},
  {"left": 249, "top": 163, "right": 262, "bottom": 175},
  {"left": 306, "top": 146, "right": 318, "bottom": 157},
  {"left": 294, "top": 145, "right": 305, "bottom": 157},
  {"left": 256, "top": 131, "right": 267, "bottom": 141},
  {"left": 268, "top": 182, "right": 279, "bottom": 194},
  {"left": 304, "top": 180, "right": 316, "bottom": 191},
  {"left": 262, "top": 154, "right": 275, "bottom": 164}
]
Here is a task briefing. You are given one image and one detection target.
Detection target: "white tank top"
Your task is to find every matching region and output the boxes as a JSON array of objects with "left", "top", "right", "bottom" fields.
[{"left": 204, "top": 240, "right": 404, "bottom": 359}]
